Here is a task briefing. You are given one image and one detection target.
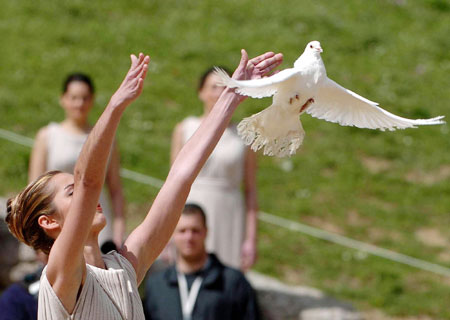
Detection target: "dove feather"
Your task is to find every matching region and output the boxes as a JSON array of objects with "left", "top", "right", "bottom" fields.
[
  {"left": 214, "top": 67, "right": 299, "bottom": 99},
  {"left": 308, "top": 78, "right": 445, "bottom": 130}
]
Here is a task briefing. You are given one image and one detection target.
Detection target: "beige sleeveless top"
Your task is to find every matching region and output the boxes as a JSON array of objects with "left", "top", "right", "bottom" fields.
[
  {"left": 182, "top": 117, "right": 246, "bottom": 268},
  {"left": 38, "top": 251, "right": 145, "bottom": 320}
]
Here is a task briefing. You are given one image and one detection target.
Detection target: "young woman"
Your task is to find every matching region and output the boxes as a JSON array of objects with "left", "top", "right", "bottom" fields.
[
  {"left": 171, "top": 68, "right": 259, "bottom": 270},
  {"left": 29, "top": 73, "right": 126, "bottom": 250},
  {"left": 6, "top": 50, "right": 282, "bottom": 319}
]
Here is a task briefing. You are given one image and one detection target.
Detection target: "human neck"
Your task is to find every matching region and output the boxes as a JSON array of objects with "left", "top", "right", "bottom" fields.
[
  {"left": 83, "top": 238, "right": 105, "bottom": 269},
  {"left": 177, "top": 252, "right": 208, "bottom": 274},
  {"left": 61, "top": 118, "right": 90, "bottom": 134}
]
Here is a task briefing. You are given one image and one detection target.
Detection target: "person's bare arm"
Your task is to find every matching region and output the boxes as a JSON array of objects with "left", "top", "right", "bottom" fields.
[
  {"left": 241, "top": 147, "right": 259, "bottom": 271},
  {"left": 105, "top": 142, "right": 126, "bottom": 248},
  {"left": 170, "top": 122, "right": 184, "bottom": 165},
  {"left": 121, "top": 50, "right": 283, "bottom": 284},
  {"left": 45, "top": 54, "right": 149, "bottom": 313},
  {"left": 29, "top": 127, "right": 49, "bottom": 182}
]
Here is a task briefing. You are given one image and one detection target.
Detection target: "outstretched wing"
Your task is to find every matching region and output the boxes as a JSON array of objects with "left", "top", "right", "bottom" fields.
[
  {"left": 307, "top": 78, "right": 445, "bottom": 130},
  {"left": 214, "top": 67, "right": 300, "bottom": 99}
]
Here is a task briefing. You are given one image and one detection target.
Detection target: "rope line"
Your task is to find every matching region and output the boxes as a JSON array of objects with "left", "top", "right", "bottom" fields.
[
  {"left": 1, "top": 127, "right": 449, "bottom": 277},
  {"left": 259, "top": 212, "right": 450, "bottom": 277}
]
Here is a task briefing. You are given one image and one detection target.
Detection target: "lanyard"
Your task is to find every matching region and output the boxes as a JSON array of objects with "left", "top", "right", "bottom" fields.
[{"left": 177, "top": 272, "right": 203, "bottom": 320}]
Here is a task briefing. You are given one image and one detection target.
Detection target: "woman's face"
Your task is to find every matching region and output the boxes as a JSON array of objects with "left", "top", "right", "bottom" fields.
[
  {"left": 198, "top": 73, "right": 225, "bottom": 114},
  {"left": 60, "top": 81, "right": 94, "bottom": 123},
  {"left": 49, "top": 173, "right": 106, "bottom": 234}
]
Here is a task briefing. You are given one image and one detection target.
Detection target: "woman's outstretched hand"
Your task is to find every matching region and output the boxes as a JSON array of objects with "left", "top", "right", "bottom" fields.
[
  {"left": 230, "top": 49, "right": 283, "bottom": 102},
  {"left": 110, "top": 53, "right": 150, "bottom": 108}
]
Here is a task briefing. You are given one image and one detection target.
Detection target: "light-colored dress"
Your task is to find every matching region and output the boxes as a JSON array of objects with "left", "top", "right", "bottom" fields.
[
  {"left": 46, "top": 122, "right": 113, "bottom": 245},
  {"left": 38, "top": 251, "right": 145, "bottom": 320},
  {"left": 182, "top": 116, "right": 247, "bottom": 268}
]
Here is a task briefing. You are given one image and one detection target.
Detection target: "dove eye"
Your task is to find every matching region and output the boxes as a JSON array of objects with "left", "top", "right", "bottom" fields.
[{"left": 309, "top": 45, "right": 313, "bottom": 48}]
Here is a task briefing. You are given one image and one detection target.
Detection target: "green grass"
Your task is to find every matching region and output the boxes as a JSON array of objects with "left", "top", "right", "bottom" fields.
[{"left": 0, "top": 0, "right": 449, "bottom": 318}]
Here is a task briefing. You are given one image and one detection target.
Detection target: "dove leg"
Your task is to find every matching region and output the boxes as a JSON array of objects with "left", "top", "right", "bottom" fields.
[{"left": 299, "top": 98, "right": 314, "bottom": 113}]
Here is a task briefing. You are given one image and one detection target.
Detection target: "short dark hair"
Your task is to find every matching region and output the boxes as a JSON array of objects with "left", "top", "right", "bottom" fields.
[
  {"left": 198, "top": 66, "right": 231, "bottom": 91},
  {"left": 183, "top": 203, "right": 207, "bottom": 227},
  {"left": 62, "top": 73, "right": 95, "bottom": 94}
]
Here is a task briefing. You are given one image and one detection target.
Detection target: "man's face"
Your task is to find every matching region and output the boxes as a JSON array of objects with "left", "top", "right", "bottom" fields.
[{"left": 173, "top": 213, "right": 207, "bottom": 261}]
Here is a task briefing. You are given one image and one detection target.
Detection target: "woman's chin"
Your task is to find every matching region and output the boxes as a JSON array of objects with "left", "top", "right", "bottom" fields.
[{"left": 92, "top": 213, "right": 107, "bottom": 230}]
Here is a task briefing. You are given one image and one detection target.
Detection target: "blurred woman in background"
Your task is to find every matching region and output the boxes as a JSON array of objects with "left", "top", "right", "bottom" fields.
[
  {"left": 29, "top": 73, "right": 125, "bottom": 250},
  {"left": 171, "top": 67, "right": 259, "bottom": 270}
]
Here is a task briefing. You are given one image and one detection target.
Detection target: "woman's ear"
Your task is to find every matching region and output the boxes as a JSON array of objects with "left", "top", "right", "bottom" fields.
[{"left": 38, "top": 215, "right": 60, "bottom": 236}]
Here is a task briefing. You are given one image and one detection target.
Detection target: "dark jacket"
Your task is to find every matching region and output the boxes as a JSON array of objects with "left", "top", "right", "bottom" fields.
[
  {"left": 143, "top": 254, "right": 260, "bottom": 320},
  {"left": 0, "top": 268, "right": 42, "bottom": 320}
]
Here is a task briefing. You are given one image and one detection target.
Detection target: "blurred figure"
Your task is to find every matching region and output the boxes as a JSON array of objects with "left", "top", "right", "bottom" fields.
[
  {"left": 144, "top": 204, "right": 260, "bottom": 320},
  {"left": 171, "top": 67, "right": 258, "bottom": 270},
  {"left": 28, "top": 73, "right": 125, "bottom": 250},
  {"left": 0, "top": 250, "right": 47, "bottom": 320}
]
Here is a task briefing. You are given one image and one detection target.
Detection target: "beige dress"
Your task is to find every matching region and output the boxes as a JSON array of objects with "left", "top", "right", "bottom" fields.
[
  {"left": 182, "top": 116, "right": 247, "bottom": 268},
  {"left": 38, "top": 251, "right": 145, "bottom": 320},
  {"left": 46, "top": 122, "right": 114, "bottom": 245}
]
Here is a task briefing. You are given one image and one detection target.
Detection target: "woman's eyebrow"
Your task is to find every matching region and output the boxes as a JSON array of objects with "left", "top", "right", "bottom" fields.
[{"left": 64, "top": 183, "right": 74, "bottom": 190}]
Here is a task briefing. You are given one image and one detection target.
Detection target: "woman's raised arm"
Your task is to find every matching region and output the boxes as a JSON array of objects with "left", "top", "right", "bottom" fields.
[
  {"left": 45, "top": 53, "right": 149, "bottom": 312},
  {"left": 121, "top": 49, "right": 283, "bottom": 284}
]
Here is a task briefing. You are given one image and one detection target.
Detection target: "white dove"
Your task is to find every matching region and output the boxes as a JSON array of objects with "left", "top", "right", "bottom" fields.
[{"left": 215, "top": 41, "right": 445, "bottom": 157}]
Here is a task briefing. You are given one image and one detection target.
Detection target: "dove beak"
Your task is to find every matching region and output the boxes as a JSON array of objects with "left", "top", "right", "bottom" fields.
[{"left": 316, "top": 47, "right": 323, "bottom": 53}]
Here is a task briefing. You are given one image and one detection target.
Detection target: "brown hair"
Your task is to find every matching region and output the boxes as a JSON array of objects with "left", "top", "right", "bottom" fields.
[
  {"left": 5, "top": 171, "right": 61, "bottom": 254},
  {"left": 198, "top": 66, "right": 231, "bottom": 91},
  {"left": 183, "top": 203, "right": 207, "bottom": 227}
]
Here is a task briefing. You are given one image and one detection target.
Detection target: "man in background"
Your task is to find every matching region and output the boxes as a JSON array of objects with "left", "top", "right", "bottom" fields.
[{"left": 143, "top": 203, "right": 259, "bottom": 320}]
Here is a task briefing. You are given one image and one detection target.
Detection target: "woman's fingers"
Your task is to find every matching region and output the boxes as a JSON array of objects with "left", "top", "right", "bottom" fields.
[
  {"left": 130, "top": 54, "right": 138, "bottom": 68},
  {"left": 249, "top": 52, "right": 275, "bottom": 66},
  {"left": 237, "top": 49, "right": 249, "bottom": 72},
  {"left": 130, "top": 53, "right": 144, "bottom": 69},
  {"left": 136, "top": 63, "right": 148, "bottom": 84},
  {"left": 246, "top": 52, "right": 283, "bottom": 79},
  {"left": 129, "top": 55, "right": 150, "bottom": 79},
  {"left": 256, "top": 53, "right": 283, "bottom": 76},
  {"left": 231, "top": 49, "right": 250, "bottom": 80}
]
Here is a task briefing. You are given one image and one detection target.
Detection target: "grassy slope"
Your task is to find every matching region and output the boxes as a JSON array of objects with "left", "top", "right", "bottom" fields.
[{"left": 0, "top": 0, "right": 449, "bottom": 318}]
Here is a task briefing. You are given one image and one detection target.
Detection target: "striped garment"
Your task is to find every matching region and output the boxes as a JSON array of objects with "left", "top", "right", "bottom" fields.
[{"left": 38, "top": 251, "right": 145, "bottom": 319}]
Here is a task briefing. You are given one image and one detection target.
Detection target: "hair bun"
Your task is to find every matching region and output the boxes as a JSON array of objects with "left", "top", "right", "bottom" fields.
[{"left": 6, "top": 196, "right": 26, "bottom": 244}]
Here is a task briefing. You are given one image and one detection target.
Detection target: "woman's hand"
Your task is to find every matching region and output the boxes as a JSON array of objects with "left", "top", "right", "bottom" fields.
[
  {"left": 233, "top": 49, "right": 283, "bottom": 81},
  {"left": 110, "top": 53, "right": 150, "bottom": 108},
  {"left": 241, "top": 237, "right": 258, "bottom": 271},
  {"left": 229, "top": 49, "right": 283, "bottom": 102}
]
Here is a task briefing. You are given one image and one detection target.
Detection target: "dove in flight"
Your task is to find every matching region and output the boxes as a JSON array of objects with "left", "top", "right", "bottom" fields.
[{"left": 215, "top": 41, "right": 445, "bottom": 157}]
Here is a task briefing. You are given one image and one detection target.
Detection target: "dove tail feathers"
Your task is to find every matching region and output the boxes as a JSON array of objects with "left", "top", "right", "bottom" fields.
[{"left": 237, "top": 104, "right": 305, "bottom": 157}]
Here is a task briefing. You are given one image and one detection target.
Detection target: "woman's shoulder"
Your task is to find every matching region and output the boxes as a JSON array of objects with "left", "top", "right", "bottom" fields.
[
  {"left": 180, "top": 116, "right": 201, "bottom": 126},
  {"left": 33, "top": 122, "right": 58, "bottom": 144},
  {"left": 173, "top": 116, "right": 201, "bottom": 139},
  {"left": 37, "top": 122, "right": 61, "bottom": 137},
  {"left": 102, "top": 251, "right": 137, "bottom": 279}
]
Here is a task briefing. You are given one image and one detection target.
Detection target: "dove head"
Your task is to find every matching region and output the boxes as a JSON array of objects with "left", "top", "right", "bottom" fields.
[
  {"left": 294, "top": 41, "right": 323, "bottom": 68},
  {"left": 305, "top": 41, "right": 323, "bottom": 54}
]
